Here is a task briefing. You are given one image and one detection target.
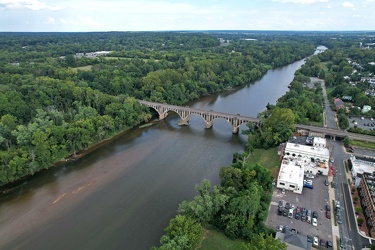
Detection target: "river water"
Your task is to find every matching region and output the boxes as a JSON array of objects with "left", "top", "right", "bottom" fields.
[{"left": 0, "top": 56, "right": 308, "bottom": 250}]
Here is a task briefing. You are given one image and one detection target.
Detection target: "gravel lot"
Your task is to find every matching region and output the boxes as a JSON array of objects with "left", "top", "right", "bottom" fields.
[{"left": 266, "top": 175, "right": 333, "bottom": 244}]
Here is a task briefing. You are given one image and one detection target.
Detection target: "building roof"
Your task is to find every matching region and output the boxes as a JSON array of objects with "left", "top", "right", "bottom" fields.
[
  {"left": 285, "top": 142, "right": 329, "bottom": 161},
  {"left": 351, "top": 155, "right": 375, "bottom": 176},
  {"left": 313, "top": 137, "right": 326, "bottom": 146},
  {"left": 334, "top": 98, "right": 344, "bottom": 108},
  {"left": 275, "top": 231, "right": 311, "bottom": 250},
  {"left": 342, "top": 95, "right": 353, "bottom": 101},
  {"left": 278, "top": 158, "right": 305, "bottom": 186}
]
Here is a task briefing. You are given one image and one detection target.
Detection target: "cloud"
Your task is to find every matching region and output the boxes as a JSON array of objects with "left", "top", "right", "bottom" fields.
[
  {"left": 0, "top": 0, "right": 64, "bottom": 11},
  {"left": 272, "top": 0, "right": 329, "bottom": 4},
  {"left": 342, "top": 1, "right": 354, "bottom": 8}
]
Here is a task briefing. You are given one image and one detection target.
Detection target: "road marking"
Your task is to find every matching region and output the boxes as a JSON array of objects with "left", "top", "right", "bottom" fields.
[{"left": 342, "top": 182, "right": 351, "bottom": 231}]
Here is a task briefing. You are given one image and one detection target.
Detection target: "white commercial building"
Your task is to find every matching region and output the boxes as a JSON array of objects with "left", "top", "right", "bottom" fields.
[
  {"left": 277, "top": 157, "right": 305, "bottom": 194},
  {"left": 284, "top": 142, "right": 329, "bottom": 176}
]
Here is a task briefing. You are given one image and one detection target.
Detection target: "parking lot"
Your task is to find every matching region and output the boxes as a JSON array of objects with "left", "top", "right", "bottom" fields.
[
  {"left": 348, "top": 116, "right": 375, "bottom": 131},
  {"left": 266, "top": 174, "right": 333, "bottom": 245}
]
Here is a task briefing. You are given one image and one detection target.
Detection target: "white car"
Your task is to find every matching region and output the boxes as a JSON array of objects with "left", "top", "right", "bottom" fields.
[
  {"left": 312, "top": 218, "right": 318, "bottom": 226},
  {"left": 313, "top": 236, "right": 319, "bottom": 246}
]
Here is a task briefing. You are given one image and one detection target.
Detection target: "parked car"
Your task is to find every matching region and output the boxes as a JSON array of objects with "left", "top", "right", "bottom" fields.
[
  {"left": 295, "top": 212, "right": 300, "bottom": 220},
  {"left": 303, "top": 183, "right": 313, "bottom": 189},
  {"left": 320, "top": 239, "right": 326, "bottom": 247},
  {"left": 283, "top": 209, "right": 288, "bottom": 217},
  {"left": 301, "top": 214, "right": 306, "bottom": 222},
  {"left": 278, "top": 207, "right": 283, "bottom": 216},
  {"left": 313, "top": 236, "right": 319, "bottom": 246},
  {"left": 312, "top": 218, "right": 318, "bottom": 226},
  {"left": 313, "top": 211, "right": 318, "bottom": 219},
  {"left": 302, "top": 207, "right": 306, "bottom": 215},
  {"left": 285, "top": 202, "right": 290, "bottom": 209},
  {"left": 326, "top": 211, "right": 331, "bottom": 219},
  {"left": 288, "top": 209, "right": 294, "bottom": 219},
  {"left": 306, "top": 174, "right": 315, "bottom": 179},
  {"left": 278, "top": 200, "right": 283, "bottom": 208},
  {"left": 326, "top": 240, "right": 333, "bottom": 249},
  {"left": 278, "top": 225, "right": 283, "bottom": 231},
  {"left": 326, "top": 204, "right": 331, "bottom": 211},
  {"left": 325, "top": 179, "right": 329, "bottom": 186},
  {"left": 336, "top": 200, "right": 340, "bottom": 208},
  {"left": 307, "top": 235, "right": 313, "bottom": 243},
  {"left": 281, "top": 188, "right": 285, "bottom": 194},
  {"left": 307, "top": 209, "right": 311, "bottom": 217}
]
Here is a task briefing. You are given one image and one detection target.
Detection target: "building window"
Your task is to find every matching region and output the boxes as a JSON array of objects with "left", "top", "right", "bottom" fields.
[
  {"left": 279, "top": 182, "right": 285, "bottom": 186},
  {"left": 290, "top": 185, "right": 295, "bottom": 188}
]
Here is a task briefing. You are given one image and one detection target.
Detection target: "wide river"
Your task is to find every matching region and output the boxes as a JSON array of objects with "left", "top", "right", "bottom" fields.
[{"left": 0, "top": 53, "right": 312, "bottom": 249}]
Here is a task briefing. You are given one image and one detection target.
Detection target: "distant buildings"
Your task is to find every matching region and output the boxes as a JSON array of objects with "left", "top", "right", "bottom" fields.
[{"left": 74, "top": 51, "right": 112, "bottom": 58}]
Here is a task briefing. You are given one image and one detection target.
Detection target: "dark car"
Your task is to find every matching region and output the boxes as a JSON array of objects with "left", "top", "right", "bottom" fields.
[
  {"left": 285, "top": 203, "right": 290, "bottom": 209},
  {"left": 325, "top": 179, "right": 329, "bottom": 186},
  {"left": 320, "top": 239, "right": 326, "bottom": 247},
  {"left": 326, "top": 204, "right": 331, "bottom": 211},
  {"left": 278, "top": 200, "right": 283, "bottom": 208},
  {"left": 278, "top": 207, "right": 283, "bottom": 216},
  {"left": 283, "top": 209, "right": 288, "bottom": 217},
  {"left": 302, "top": 207, "right": 306, "bottom": 215},
  {"left": 313, "top": 211, "right": 318, "bottom": 219},
  {"left": 301, "top": 214, "right": 306, "bottom": 222},
  {"left": 307, "top": 235, "right": 313, "bottom": 243},
  {"left": 295, "top": 212, "right": 300, "bottom": 220},
  {"left": 327, "top": 240, "right": 333, "bottom": 249},
  {"left": 326, "top": 211, "right": 331, "bottom": 219}
]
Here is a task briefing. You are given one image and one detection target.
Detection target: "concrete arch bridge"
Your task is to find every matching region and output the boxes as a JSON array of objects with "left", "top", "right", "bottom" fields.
[{"left": 138, "top": 100, "right": 261, "bottom": 133}]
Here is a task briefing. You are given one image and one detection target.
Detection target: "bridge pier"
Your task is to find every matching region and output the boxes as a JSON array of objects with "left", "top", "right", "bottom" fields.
[
  {"left": 232, "top": 126, "right": 239, "bottom": 134},
  {"left": 179, "top": 116, "right": 189, "bottom": 126},
  {"left": 205, "top": 121, "right": 213, "bottom": 129}
]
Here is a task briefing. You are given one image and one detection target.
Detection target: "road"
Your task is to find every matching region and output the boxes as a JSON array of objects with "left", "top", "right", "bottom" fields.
[{"left": 322, "top": 79, "right": 373, "bottom": 249}]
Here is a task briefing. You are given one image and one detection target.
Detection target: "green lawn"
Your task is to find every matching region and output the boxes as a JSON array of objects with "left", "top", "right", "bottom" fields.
[
  {"left": 198, "top": 229, "right": 247, "bottom": 250},
  {"left": 247, "top": 147, "right": 280, "bottom": 178}
]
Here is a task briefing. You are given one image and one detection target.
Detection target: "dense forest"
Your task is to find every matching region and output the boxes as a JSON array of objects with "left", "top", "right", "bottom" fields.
[{"left": 0, "top": 31, "right": 318, "bottom": 186}]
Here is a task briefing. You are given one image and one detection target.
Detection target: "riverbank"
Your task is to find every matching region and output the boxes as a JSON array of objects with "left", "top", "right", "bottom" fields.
[{"left": 1, "top": 120, "right": 159, "bottom": 193}]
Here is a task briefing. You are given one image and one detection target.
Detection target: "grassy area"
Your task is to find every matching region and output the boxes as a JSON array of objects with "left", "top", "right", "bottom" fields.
[
  {"left": 71, "top": 65, "right": 92, "bottom": 72},
  {"left": 350, "top": 140, "right": 375, "bottom": 150},
  {"left": 247, "top": 147, "right": 280, "bottom": 178},
  {"left": 198, "top": 229, "right": 247, "bottom": 250}
]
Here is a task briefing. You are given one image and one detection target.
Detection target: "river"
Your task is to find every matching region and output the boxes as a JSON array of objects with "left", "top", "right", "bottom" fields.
[{"left": 0, "top": 54, "right": 310, "bottom": 250}]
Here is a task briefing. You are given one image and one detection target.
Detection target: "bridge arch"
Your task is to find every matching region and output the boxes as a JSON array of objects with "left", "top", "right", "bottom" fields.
[{"left": 138, "top": 100, "right": 260, "bottom": 134}]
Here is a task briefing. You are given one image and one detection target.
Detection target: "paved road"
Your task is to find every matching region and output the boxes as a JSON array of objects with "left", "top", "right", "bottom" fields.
[
  {"left": 321, "top": 79, "right": 374, "bottom": 249},
  {"left": 321, "top": 80, "right": 337, "bottom": 129}
]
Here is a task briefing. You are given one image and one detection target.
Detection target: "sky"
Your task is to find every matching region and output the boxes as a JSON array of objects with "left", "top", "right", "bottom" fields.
[{"left": 0, "top": 0, "right": 374, "bottom": 32}]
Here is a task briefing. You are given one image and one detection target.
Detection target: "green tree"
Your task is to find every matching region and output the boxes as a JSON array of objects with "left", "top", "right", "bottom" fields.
[
  {"left": 178, "top": 180, "right": 229, "bottom": 225},
  {"left": 154, "top": 215, "right": 203, "bottom": 250},
  {"left": 243, "top": 233, "right": 287, "bottom": 250}
]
